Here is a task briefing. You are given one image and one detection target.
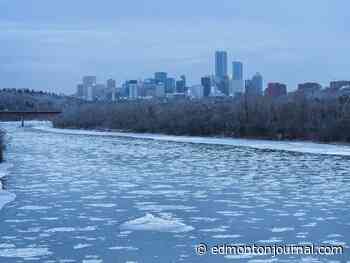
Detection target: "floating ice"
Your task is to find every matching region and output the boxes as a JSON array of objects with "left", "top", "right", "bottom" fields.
[
  {"left": 120, "top": 213, "right": 194, "bottom": 233},
  {"left": 45, "top": 226, "right": 96, "bottom": 233},
  {"left": 36, "top": 126, "right": 350, "bottom": 156},
  {"left": 18, "top": 205, "right": 50, "bottom": 210},
  {"left": 73, "top": 244, "right": 92, "bottom": 249},
  {"left": 270, "top": 227, "right": 295, "bottom": 233},
  {"left": 0, "top": 247, "right": 52, "bottom": 258},
  {"left": 108, "top": 246, "right": 138, "bottom": 251},
  {"left": 87, "top": 203, "right": 116, "bottom": 208}
]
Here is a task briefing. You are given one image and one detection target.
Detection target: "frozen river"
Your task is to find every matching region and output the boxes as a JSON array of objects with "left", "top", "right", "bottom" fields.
[{"left": 0, "top": 122, "right": 349, "bottom": 262}]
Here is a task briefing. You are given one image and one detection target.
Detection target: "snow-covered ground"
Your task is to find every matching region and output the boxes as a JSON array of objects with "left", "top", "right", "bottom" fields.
[{"left": 35, "top": 123, "right": 350, "bottom": 156}]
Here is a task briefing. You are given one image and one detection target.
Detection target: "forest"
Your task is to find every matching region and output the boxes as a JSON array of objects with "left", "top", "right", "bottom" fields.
[{"left": 53, "top": 94, "right": 350, "bottom": 143}]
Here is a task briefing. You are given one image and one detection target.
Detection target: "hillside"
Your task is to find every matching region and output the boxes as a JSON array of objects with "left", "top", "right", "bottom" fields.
[{"left": 0, "top": 89, "right": 83, "bottom": 112}]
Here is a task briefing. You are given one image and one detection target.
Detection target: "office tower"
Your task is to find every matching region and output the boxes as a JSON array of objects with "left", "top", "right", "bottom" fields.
[
  {"left": 165, "top": 78, "right": 175, "bottom": 93},
  {"left": 189, "top": 85, "right": 204, "bottom": 99},
  {"left": 82, "top": 76, "right": 96, "bottom": 101},
  {"left": 231, "top": 61, "right": 244, "bottom": 96},
  {"left": 107, "top": 79, "right": 116, "bottom": 89},
  {"left": 232, "top": 61, "right": 243, "bottom": 80},
  {"left": 265, "top": 82, "right": 287, "bottom": 98},
  {"left": 251, "top": 72, "right": 263, "bottom": 96},
  {"left": 201, "top": 76, "right": 211, "bottom": 97},
  {"left": 155, "top": 83, "right": 166, "bottom": 98},
  {"left": 217, "top": 76, "right": 230, "bottom": 96},
  {"left": 297, "top": 82, "right": 321, "bottom": 98},
  {"left": 215, "top": 51, "right": 228, "bottom": 78},
  {"left": 245, "top": 79, "right": 253, "bottom": 96},
  {"left": 76, "top": 84, "right": 84, "bottom": 98},
  {"left": 245, "top": 73, "right": 263, "bottom": 97},
  {"left": 143, "top": 78, "right": 157, "bottom": 97},
  {"left": 106, "top": 79, "right": 116, "bottom": 101},
  {"left": 128, "top": 80, "right": 139, "bottom": 100},
  {"left": 180, "top": 75, "right": 186, "bottom": 87},
  {"left": 154, "top": 72, "right": 168, "bottom": 84},
  {"left": 82, "top": 76, "right": 97, "bottom": 87},
  {"left": 176, "top": 79, "right": 186, "bottom": 93}
]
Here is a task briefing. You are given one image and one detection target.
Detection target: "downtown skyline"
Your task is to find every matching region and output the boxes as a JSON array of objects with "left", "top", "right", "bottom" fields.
[{"left": 0, "top": 1, "right": 349, "bottom": 93}]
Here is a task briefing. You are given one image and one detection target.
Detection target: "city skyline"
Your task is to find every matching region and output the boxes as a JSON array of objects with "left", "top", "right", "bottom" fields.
[{"left": 0, "top": 1, "right": 349, "bottom": 93}]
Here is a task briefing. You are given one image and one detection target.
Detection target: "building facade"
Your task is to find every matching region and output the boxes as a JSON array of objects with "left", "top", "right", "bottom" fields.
[
  {"left": 215, "top": 51, "right": 228, "bottom": 78},
  {"left": 265, "top": 82, "right": 287, "bottom": 98}
]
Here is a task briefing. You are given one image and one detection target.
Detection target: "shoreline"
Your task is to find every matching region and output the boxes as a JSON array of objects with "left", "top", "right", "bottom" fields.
[{"left": 34, "top": 124, "right": 350, "bottom": 156}]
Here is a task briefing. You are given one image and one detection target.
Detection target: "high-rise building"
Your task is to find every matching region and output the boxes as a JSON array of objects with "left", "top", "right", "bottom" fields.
[
  {"left": 188, "top": 85, "right": 204, "bottom": 99},
  {"left": 76, "top": 84, "right": 85, "bottom": 98},
  {"left": 82, "top": 76, "right": 96, "bottom": 101},
  {"left": 128, "top": 80, "right": 139, "bottom": 100},
  {"left": 201, "top": 76, "right": 211, "bottom": 97},
  {"left": 165, "top": 78, "right": 175, "bottom": 93},
  {"left": 232, "top": 61, "right": 243, "bottom": 80},
  {"left": 265, "top": 82, "right": 287, "bottom": 98},
  {"left": 180, "top": 75, "right": 186, "bottom": 87},
  {"left": 154, "top": 72, "right": 168, "bottom": 84},
  {"left": 107, "top": 79, "right": 116, "bottom": 89},
  {"left": 82, "top": 76, "right": 96, "bottom": 87},
  {"left": 251, "top": 72, "right": 263, "bottom": 96},
  {"left": 231, "top": 61, "right": 244, "bottom": 96},
  {"left": 217, "top": 76, "right": 230, "bottom": 96},
  {"left": 297, "top": 82, "right": 321, "bottom": 98},
  {"left": 155, "top": 83, "right": 166, "bottom": 98},
  {"left": 176, "top": 79, "right": 186, "bottom": 93},
  {"left": 245, "top": 73, "right": 263, "bottom": 97},
  {"left": 215, "top": 51, "right": 228, "bottom": 78},
  {"left": 106, "top": 79, "right": 116, "bottom": 101}
]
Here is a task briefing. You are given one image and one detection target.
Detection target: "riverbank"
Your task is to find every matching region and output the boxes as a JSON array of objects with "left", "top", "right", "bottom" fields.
[{"left": 36, "top": 124, "right": 350, "bottom": 156}]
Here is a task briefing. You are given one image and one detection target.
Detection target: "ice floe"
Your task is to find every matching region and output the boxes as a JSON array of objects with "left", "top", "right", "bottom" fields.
[
  {"left": 120, "top": 213, "right": 194, "bottom": 233},
  {"left": 270, "top": 227, "right": 295, "bottom": 233},
  {"left": 0, "top": 247, "right": 52, "bottom": 258}
]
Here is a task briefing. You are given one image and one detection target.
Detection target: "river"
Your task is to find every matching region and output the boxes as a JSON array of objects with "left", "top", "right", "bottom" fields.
[{"left": 0, "top": 122, "right": 349, "bottom": 262}]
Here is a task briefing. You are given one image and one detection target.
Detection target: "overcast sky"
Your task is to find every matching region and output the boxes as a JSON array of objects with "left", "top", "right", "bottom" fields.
[{"left": 0, "top": 0, "right": 349, "bottom": 94}]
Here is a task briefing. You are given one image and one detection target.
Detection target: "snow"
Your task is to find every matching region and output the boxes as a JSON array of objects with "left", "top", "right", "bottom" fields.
[
  {"left": 35, "top": 125, "right": 350, "bottom": 156},
  {"left": 120, "top": 213, "right": 194, "bottom": 233}
]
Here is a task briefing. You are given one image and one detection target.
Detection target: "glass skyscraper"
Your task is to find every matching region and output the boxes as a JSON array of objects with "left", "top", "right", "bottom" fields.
[
  {"left": 215, "top": 51, "right": 228, "bottom": 78},
  {"left": 232, "top": 61, "right": 243, "bottom": 80}
]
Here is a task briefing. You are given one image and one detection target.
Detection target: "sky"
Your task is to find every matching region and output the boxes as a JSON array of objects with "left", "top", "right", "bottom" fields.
[{"left": 0, "top": 0, "right": 349, "bottom": 94}]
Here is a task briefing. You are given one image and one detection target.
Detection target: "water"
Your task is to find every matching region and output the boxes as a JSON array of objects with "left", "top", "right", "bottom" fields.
[{"left": 0, "top": 122, "right": 349, "bottom": 262}]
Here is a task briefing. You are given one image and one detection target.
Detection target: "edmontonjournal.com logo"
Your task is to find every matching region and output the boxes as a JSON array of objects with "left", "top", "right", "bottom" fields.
[{"left": 195, "top": 243, "right": 345, "bottom": 257}]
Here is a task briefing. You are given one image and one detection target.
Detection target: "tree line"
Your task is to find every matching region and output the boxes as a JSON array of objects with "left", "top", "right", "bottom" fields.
[{"left": 53, "top": 94, "right": 350, "bottom": 143}]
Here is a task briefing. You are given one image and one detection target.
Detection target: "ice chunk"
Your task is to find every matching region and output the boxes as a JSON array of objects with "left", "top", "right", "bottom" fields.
[
  {"left": 270, "top": 227, "right": 294, "bottom": 233},
  {"left": 120, "top": 213, "right": 194, "bottom": 233}
]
